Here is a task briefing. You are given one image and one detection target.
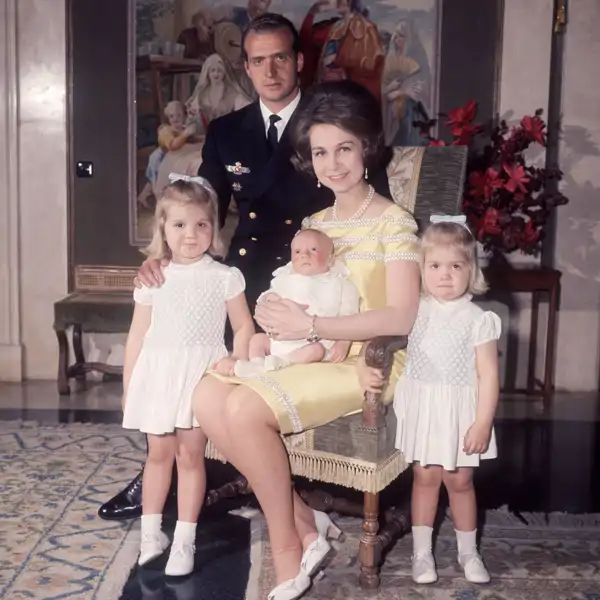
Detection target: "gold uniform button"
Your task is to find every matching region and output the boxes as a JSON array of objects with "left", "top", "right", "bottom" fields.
[
  {"left": 249, "top": 212, "right": 257, "bottom": 219},
  {"left": 251, "top": 237, "right": 257, "bottom": 241},
  {"left": 285, "top": 219, "right": 292, "bottom": 225},
  {"left": 239, "top": 248, "right": 247, "bottom": 256}
]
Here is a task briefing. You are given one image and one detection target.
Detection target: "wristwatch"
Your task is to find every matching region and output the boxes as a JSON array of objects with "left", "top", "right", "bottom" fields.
[{"left": 306, "top": 315, "right": 320, "bottom": 343}]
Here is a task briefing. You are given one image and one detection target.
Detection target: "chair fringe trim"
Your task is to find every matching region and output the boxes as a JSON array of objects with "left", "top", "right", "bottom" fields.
[{"left": 205, "top": 442, "right": 407, "bottom": 494}]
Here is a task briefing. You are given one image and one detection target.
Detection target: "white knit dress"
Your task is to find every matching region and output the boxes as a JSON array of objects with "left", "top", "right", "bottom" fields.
[
  {"left": 394, "top": 294, "right": 501, "bottom": 470},
  {"left": 122, "top": 255, "right": 245, "bottom": 435}
]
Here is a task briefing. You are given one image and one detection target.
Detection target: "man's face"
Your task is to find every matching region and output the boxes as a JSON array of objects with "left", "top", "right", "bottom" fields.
[{"left": 244, "top": 29, "right": 303, "bottom": 109}]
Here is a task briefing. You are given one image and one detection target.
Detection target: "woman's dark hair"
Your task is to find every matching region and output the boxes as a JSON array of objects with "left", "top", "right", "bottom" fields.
[{"left": 289, "top": 80, "right": 391, "bottom": 177}]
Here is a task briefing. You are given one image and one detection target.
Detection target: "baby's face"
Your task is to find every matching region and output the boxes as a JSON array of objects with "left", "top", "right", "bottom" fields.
[{"left": 290, "top": 231, "right": 333, "bottom": 276}]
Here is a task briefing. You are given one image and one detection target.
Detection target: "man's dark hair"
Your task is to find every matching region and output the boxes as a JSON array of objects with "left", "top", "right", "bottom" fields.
[
  {"left": 241, "top": 13, "right": 301, "bottom": 61},
  {"left": 289, "top": 80, "right": 392, "bottom": 176}
]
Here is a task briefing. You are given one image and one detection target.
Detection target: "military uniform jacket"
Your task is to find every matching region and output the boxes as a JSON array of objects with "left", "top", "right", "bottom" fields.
[{"left": 198, "top": 101, "right": 391, "bottom": 308}]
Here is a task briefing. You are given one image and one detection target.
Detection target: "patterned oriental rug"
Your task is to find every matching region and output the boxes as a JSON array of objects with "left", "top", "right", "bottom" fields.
[{"left": 2, "top": 421, "right": 600, "bottom": 600}]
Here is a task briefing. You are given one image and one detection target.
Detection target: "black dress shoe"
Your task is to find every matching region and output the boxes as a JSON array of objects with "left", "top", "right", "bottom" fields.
[{"left": 98, "top": 468, "right": 144, "bottom": 520}]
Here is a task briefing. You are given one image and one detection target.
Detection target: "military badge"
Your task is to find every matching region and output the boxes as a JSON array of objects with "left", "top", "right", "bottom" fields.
[
  {"left": 226, "top": 162, "right": 250, "bottom": 175},
  {"left": 232, "top": 182, "right": 242, "bottom": 191}
]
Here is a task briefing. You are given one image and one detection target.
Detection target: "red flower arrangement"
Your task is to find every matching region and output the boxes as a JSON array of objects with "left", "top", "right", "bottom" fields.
[{"left": 419, "top": 100, "right": 568, "bottom": 256}]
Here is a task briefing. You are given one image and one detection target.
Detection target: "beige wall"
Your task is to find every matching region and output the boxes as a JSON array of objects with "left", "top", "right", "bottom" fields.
[
  {"left": 1, "top": 0, "right": 599, "bottom": 390},
  {"left": 0, "top": 0, "right": 68, "bottom": 380},
  {"left": 553, "top": 0, "right": 600, "bottom": 390}
]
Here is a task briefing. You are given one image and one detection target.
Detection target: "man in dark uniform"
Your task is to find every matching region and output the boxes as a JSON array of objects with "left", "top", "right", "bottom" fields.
[{"left": 99, "top": 13, "right": 391, "bottom": 520}]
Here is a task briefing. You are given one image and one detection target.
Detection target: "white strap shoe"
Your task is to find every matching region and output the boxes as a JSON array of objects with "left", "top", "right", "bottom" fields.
[
  {"left": 138, "top": 530, "right": 170, "bottom": 566},
  {"left": 411, "top": 552, "right": 438, "bottom": 584},
  {"left": 458, "top": 552, "right": 490, "bottom": 583},
  {"left": 312, "top": 510, "right": 344, "bottom": 541},
  {"left": 300, "top": 534, "right": 331, "bottom": 577},
  {"left": 268, "top": 570, "right": 311, "bottom": 600},
  {"left": 165, "top": 541, "right": 196, "bottom": 577}
]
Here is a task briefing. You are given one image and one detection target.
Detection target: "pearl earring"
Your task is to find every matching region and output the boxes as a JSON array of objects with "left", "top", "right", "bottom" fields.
[
  {"left": 317, "top": 180, "right": 321, "bottom": 188},
  {"left": 365, "top": 167, "right": 369, "bottom": 180}
]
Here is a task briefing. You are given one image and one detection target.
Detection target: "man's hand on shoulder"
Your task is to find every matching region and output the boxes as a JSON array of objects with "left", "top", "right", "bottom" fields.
[{"left": 135, "top": 257, "right": 170, "bottom": 288}]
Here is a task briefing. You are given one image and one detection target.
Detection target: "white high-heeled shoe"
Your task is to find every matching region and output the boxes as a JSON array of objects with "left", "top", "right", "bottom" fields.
[
  {"left": 300, "top": 510, "right": 344, "bottom": 577},
  {"left": 268, "top": 570, "right": 311, "bottom": 600},
  {"left": 313, "top": 510, "right": 344, "bottom": 541}
]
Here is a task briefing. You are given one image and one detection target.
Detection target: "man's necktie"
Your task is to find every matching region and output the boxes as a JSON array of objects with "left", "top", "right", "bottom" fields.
[{"left": 267, "top": 114, "right": 282, "bottom": 154}]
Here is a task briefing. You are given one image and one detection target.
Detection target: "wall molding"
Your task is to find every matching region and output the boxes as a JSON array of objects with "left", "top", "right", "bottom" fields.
[{"left": 0, "top": 0, "right": 23, "bottom": 380}]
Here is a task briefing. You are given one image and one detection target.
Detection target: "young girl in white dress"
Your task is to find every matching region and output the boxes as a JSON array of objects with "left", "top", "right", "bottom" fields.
[
  {"left": 393, "top": 215, "right": 501, "bottom": 585},
  {"left": 122, "top": 173, "right": 254, "bottom": 577}
]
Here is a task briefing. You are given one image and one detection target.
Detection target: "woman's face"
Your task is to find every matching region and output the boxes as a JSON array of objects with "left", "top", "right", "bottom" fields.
[
  {"left": 310, "top": 123, "right": 366, "bottom": 194},
  {"left": 394, "top": 22, "right": 409, "bottom": 53},
  {"left": 209, "top": 63, "right": 225, "bottom": 83}
]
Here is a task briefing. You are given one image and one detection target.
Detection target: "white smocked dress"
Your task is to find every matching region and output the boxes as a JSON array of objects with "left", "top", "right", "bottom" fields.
[
  {"left": 394, "top": 294, "right": 501, "bottom": 470},
  {"left": 122, "top": 255, "right": 245, "bottom": 435}
]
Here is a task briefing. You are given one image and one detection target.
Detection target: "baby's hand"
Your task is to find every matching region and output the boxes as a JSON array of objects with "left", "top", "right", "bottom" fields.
[
  {"left": 212, "top": 356, "right": 237, "bottom": 376},
  {"left": 328, "top": 340, "right": 351, "bottom": 363},
  {"left": 463, "top": 422, "right": 492, "bottom": 455},
  {"left": 356, "top": 356, "right": 385, "bottom": 394},
  {"left": 260, "top": 292, "right": 281, "bottom": 304}
]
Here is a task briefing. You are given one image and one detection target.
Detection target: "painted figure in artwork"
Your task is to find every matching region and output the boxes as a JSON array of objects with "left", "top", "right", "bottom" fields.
[
  {"left": 299, "top": 0, "right": 384, "bottom": 101},
  {"left": 382, "top": 18, "right": 432, "bottom": 146},
  {"left": 177, "top": 8, "right": 215, "bottom": 60},
  {"left": 185, "top": 53, "right": 253, "bottom": 131},
  {"left": 138, "top": 100, "right": 199, "bottom": 208}
]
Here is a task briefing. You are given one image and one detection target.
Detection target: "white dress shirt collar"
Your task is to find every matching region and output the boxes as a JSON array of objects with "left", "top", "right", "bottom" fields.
[{"left": 259, "top": 90, "right": 301, "bottom": 140}]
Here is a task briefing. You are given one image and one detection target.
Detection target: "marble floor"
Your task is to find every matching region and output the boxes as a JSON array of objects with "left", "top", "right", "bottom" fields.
[{"left": 1, "top": 380, "right": 600, "bottom": 599}]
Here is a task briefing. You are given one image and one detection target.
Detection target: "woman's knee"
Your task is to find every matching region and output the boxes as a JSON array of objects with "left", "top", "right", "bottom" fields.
[
  {"left": 192, "top": 375, "right": 231, "bottom": 423},
  {"left": 413, "top": 463, "right": 443, "bottom": 489},
  {"left": 224, "top": 387, "right": 278, "bottom": 432},
  {"left": 443, "top": 468, "right": 474, "bottom": 494}
]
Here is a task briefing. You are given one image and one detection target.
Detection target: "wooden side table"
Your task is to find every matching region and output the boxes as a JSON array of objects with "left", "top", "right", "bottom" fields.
[
  {"left": 483, "top": 266, "right": 561, "bottom": 405},
  {"left": 53, "top": 292, "right": 134, "bottom": 395}
]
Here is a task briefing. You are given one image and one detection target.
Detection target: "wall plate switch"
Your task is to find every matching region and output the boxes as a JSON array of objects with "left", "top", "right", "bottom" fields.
[{"left": 76, "top": 161, "right": 93, "bottom": 177}]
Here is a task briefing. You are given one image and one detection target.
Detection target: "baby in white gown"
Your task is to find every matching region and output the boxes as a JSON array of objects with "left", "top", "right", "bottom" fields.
[
  {"left": 234, "top": 229, "right": 360, "bottom": 377},
  {"left": 393, "top": 215, "right": 501, "bottom": 586}
]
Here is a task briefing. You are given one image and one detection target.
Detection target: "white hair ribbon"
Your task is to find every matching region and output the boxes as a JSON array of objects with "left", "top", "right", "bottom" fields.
[
  {"left": 430, "top": 214, "right": 467, "bottom": 226},
  {"left": 168, "top": 172, "right": 217, "bottom": 202},
  {"left": 430, "top": 214, "right": 473, "bottom": 235}
]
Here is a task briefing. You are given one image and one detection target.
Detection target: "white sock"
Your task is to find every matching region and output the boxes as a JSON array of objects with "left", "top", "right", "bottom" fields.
[
  {"left": 141, "top": 513, "right": 162, "bottom": 535},
  {"left": 173, "top": 520, "right": 196, "bottom": 544},
  {"left": 412, "top": 525, "right": 433, "bottom": 556},
  {"left": 455, "top": 529, "right": 477, "bottom": 556}
]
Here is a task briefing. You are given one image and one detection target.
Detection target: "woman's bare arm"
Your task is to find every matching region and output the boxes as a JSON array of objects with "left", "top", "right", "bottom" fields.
[{"left": 314, "top": 259, "right": 421, "bottom": 341}]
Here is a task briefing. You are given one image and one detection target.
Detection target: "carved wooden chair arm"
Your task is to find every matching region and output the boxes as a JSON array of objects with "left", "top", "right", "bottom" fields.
[{"left": 361, "top": 335, "right": 408, "bottom": 429}]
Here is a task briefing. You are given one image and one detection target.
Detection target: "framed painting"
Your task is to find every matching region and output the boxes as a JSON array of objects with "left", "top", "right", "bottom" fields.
[{"left": 127, "top": 0, "right": 442, "bottom": 246}]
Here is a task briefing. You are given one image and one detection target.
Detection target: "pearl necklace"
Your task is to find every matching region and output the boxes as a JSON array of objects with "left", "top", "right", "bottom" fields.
[{"left": 332, "top": 184, "right": 375, "bottom": 222}]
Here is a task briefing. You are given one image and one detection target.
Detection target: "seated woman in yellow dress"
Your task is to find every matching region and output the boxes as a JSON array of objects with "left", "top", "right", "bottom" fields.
[{"left": 192, "top": 81, "right": 421, "bottom": 600}]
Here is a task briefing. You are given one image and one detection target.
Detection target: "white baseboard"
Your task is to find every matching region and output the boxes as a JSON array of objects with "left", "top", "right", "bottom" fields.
[{"left": 0, "top": 344, "right": 23, "bottom": 381}]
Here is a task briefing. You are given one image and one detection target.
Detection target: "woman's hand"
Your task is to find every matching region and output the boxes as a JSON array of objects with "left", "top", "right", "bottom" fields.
[
  {"left": 356, "top": 356, "right": 385, "bottom": 394},
  {"left": 135, "top": 257, "right": 169, "bottom": 288},
  {"left": 463, "top": 422, "right": 492, "bottom": 455},
  {"left": 213, "top": 356, "right": 237, "bottom": 376},
  {"left": 254, "top": 299, "right": 311, "bottom": 341}
]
